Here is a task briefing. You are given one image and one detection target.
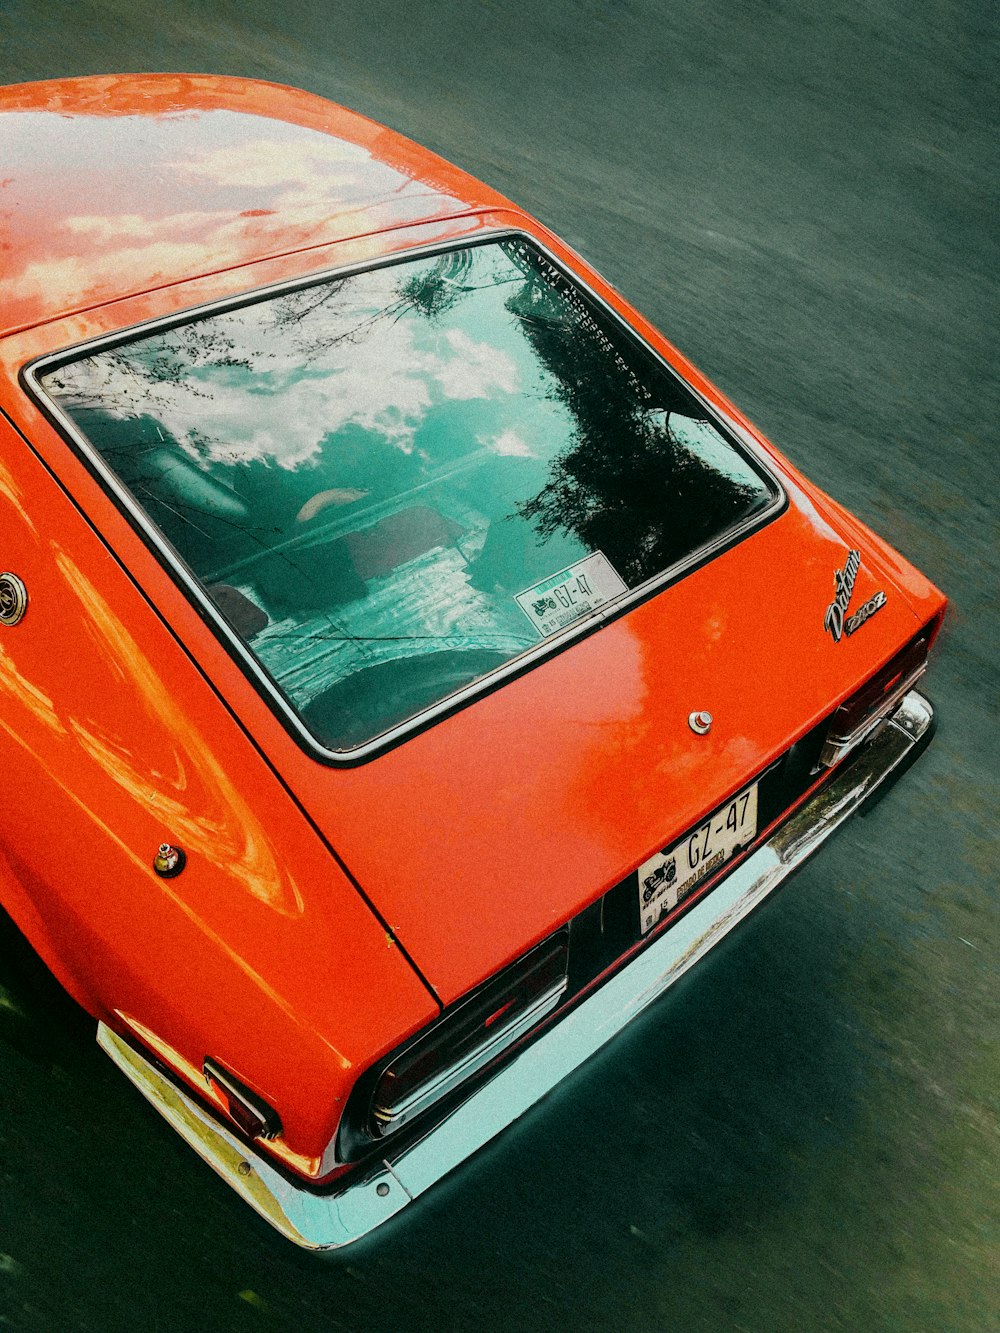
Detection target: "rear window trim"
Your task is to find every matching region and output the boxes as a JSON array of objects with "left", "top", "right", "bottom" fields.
[{"left": 22, "top": 229, "right": 787, "bottom": 765}]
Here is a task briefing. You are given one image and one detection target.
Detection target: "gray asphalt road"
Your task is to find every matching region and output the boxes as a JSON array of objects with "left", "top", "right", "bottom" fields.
[{"left": 1, "top": 3, "right": 997, "bottom": 1330}]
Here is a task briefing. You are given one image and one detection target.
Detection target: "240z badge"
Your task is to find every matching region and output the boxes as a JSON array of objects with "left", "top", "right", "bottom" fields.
[{"left": 824, "top": 549, "right": 887, "bottom": 642}]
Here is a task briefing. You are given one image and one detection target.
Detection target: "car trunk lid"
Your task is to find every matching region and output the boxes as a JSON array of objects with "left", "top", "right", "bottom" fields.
[{"left": 283, "top": 490, "right": 922, "bottom": 1003}]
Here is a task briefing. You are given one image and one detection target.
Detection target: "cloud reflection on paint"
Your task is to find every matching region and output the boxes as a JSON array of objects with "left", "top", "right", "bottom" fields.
[
  {"left": 2, "top": 81, "right": 477, "bottom": 336},
  {"left": 54, "top": 544, "right": 305, "bottom": 917}
]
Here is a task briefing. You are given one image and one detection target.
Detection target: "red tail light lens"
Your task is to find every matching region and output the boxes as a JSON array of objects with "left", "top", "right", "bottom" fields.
[
  {"left": 203, "top": 1057, "right": 282, "bottom": 1141},
  {"left": 820, "top": 619, "right": 939, "bottom": 768},
  {"left": 369, "top": 931, "right": 569, "bottom": 1138}
]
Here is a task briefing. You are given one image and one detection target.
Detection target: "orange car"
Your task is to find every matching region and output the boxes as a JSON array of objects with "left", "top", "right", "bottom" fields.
[{"left": 0, "top": 74, "right": 945, "bottom": 1247}]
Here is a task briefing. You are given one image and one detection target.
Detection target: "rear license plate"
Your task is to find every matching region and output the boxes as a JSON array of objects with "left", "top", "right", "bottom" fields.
[{"left": 638, "top": 783, "right": 758, "bottom": 935}]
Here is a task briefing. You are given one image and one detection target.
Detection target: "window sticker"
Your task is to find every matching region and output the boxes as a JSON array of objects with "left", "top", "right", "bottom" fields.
[{"left": 515, "top": 552, "right": 627, "bottom": 638}]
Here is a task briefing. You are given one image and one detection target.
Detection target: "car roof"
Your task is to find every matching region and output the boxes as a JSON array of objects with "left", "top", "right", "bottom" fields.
[{"left": 0, "top": 74, "right": 506, "bottom": 338}]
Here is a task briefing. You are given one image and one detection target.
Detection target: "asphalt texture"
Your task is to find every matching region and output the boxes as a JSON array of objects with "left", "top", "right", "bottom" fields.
[{"left": 1, "top": 3, "right": 998, "bottom": 1330}]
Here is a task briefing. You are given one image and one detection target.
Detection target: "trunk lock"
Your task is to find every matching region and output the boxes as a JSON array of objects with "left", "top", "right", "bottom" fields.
[{"left": 0, "top": 573, "right": 28, "bottom": 626}]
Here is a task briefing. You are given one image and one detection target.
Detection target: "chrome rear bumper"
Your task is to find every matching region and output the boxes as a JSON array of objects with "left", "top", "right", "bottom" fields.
[{"left": 98, "top": 690, "right": 935, "bottom": 1249}]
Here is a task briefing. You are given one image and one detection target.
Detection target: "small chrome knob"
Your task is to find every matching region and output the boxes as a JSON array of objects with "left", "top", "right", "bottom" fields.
[
  {"left": 688, "top": 710, "right": 713, "bottom": 735},
  {"left": 153, "top": 843, "right": 186, "bottom": 877}
]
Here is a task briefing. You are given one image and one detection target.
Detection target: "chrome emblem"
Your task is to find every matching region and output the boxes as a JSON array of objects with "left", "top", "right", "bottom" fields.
[
  {"left": 0, "top": 572, "right": 28, "bottom": 626},
  {"left": 824, "top": 549, "right": 887, "bottom": 642},
  {"left": 689, "top": 710, "right": 713, "bottom": 735}
]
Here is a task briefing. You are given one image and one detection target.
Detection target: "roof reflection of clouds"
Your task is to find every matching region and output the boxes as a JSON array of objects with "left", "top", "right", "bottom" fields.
[{"left": 2, "top": 103, "right": 474, "bottom": 335}]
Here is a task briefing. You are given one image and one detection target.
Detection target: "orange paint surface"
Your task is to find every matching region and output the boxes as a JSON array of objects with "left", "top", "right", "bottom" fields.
[
  {"left": 0, "top": 75, "right": 945, "bottom": 1173},
  {"left": 0, "top": 74, "right": 507, "bottom": 338}
]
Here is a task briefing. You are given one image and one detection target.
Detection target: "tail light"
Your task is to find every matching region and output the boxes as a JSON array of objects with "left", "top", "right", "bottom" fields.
[
  {"left": 204, "top": 1057, "right": 283, "bottom": 1141},
  {"left": 819, "top": 617, "right": 941, "bottom": 768},
  {"left": 368, "top": 931, "right": 570, "bottom": 1139}
]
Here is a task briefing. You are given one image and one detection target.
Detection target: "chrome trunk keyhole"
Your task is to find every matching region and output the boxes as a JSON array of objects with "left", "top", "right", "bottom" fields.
[
  {"left": 688, "top": 710, "right": 713, "bottom": 735},
  {"left": 0, "top": 573, "right": 28, "bottom": 627}
]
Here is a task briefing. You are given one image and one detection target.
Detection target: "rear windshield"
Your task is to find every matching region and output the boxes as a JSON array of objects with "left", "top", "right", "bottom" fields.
[{"left": 38, "top": 237, "right": 778, "bottom": 754}]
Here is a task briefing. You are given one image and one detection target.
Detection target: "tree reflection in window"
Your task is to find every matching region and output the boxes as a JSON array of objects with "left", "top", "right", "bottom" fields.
[{"left": 501, "top": 241, "right": 766, "bottom": 585}]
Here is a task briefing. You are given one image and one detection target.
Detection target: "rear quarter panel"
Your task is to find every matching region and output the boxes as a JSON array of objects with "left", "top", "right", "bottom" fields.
[{"left": 0, "top": 400, "right": 437, "bottom": 1171}]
